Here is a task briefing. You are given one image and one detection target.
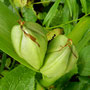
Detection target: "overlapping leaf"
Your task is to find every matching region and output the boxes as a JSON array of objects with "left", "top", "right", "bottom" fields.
[
  {"left": 0, "top": 2, "right": 36, "bottom": 71},
  {"left": 0, "top": 65, "right": 36, "bottom": 90}
]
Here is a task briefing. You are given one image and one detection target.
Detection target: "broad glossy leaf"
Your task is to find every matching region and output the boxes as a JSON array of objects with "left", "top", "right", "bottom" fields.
[
  {"left": 0, "top": 65, "right": 36, "bottom": 90},
  {"left": 78, "top": 45, "right": 90, "bottom": 76}
]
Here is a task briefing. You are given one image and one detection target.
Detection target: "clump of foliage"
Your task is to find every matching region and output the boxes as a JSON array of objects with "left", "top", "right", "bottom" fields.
[{"left": 0, "top": 0, "right": 90, "bottom": 90}]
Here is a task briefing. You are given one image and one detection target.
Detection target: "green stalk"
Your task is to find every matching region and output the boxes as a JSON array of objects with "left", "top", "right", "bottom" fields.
[
  {"left": 46, "top": 13, "right": 90, "bottom": 30},
  {"left": 67, "top": 16, "right": 90, "bottom": 45}
]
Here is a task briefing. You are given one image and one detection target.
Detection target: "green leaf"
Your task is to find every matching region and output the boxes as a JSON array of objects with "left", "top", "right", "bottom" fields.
[
  {"left": 78, "top": 45, "right": 90, "bottom": 76},
  {"left": 63, "top": 76, "right": 90, "bottom": 90},
  {"left": 66, "top": 0, "right": 72, "bottom": 17},
  {"left": 49, "top": 5, "right": 63, "bottom": 26},
  {"left": 48, "top": 1, "right": 73, "bottom": 35},
  {"left": 38, "top": 12, "right": 47, "bottom": 20},
  {"left": 22, "top": 6, "right": 37, "bottom": 22},
  {"left": 50, "top": 0, "right": 73, "bottom": 35},
  {"left": 79, "top": 76, "right": 90, "bottom": 83},
  {"left": 63, "top": 82, "right": 90, "bottom": 90},
  {"left": 76, "top": 31, "right": 90, "bottom": 52},
  {"left": 61, "top": 1, "right": 73, "bottom": 35},
  {"left": 67, "top": 16, "right": 90, "bottom": 45},
  {"left": 36, "top": 81, "right": 45, "bottom": 90},
  {"left": 0, "top": 0, "right": 4, "bottom": 2},
  {"left": 87, "top": 0, "right": 90, "bottom": 13},
  {"left": 4, "top": 0, "right": 10, "bottom": 6},
  {"left": 0, "top": 65, "right": 36, "bottom": 90},
  {"left": 5, "top": 58, "right": 11, "bottom": 69},
  {"left": 67, "top": 0, "right": 79, "bottom": 21},
  {"left": 0, "top": 2, "right": 36, "bottom": 71},
  {"left": 43, "top": 0, "right": 61, "bottom": 27},
  {"left": 55, "top": 67, "right": 78, "bottom": 89},
  {"left": 0, "top": 53, "right": 7, "bottom": 73},
  {"left": 80, "top": 0, "right": 87, "bottom": 14},
  {"left": 0, "top": 70, "right": 9, "bottom": 77}
]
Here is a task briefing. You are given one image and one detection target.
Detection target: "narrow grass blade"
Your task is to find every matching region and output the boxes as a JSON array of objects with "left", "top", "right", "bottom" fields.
[
  {"left": 43, "top": 0, "right": 61, "bottom": 27},
  {"left": 66, "top": 0, "right": 72, "bottom": 17},
  {"left": 67, "top": 0, "right": 79, "bottom": 21}
]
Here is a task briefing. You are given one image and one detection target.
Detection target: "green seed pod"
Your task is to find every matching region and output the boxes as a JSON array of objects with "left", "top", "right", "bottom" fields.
[
  {"left": 11, "top": 22, "right": 47, "bottom": 70},
  {"left": 13, "top": 0, "right": 27, "bottom": 7},
  {"left": 40, "top": 35, "right": 78, "bottom": 87}
]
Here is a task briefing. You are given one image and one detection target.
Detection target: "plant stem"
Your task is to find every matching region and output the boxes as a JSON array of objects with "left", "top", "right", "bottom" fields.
[
  {"left": 33, "top": 1, "right": 51, "bottom": 5},
  {"left": 46, "top": 18, "right": 80, "bottom": 30},
  {"left": 46, "top": 13, "right": 90, "bottom": 30}
]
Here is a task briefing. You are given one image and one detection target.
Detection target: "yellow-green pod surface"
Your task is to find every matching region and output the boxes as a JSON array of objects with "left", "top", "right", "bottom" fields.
[
  {"left": 11, "top": 22, "right": 47, "bottom": 70},
  {"left": 40, "top": 35, "right": 78, "bottom": 87}
]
